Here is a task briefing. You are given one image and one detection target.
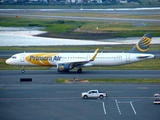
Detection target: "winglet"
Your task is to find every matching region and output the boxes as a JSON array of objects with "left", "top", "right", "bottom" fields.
[
  {"left": 130, "top": 33, "right": 152, "bottom": 53},
  {"left": 90, "top": 48, "right": 99, "bottom": 61}
]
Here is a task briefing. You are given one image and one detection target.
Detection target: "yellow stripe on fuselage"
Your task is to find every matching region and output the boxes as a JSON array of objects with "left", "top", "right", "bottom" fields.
[{"left": 25, "top": 53, "right": 59, "bottom": 66}]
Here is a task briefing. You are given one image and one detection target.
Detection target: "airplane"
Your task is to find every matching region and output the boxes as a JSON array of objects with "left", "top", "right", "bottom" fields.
[{"left": 5, "top": 33, "right": 154, "bottom": 73}]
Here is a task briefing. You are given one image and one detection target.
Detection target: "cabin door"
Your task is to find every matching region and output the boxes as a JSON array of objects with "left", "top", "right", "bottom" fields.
[
  {"left": 86, "top": 55, "right": 91, "bottom": 61},
  {"left": 126, "top": 54, "right": 130, "bottom": 62},
  {"left": 20, "top": 53, "right": 25, "bottom": 62}
]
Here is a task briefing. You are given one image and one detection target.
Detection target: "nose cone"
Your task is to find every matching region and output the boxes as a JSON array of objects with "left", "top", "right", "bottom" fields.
[{"left": 5, "top": 59, "right": 11, "bottom": 65}]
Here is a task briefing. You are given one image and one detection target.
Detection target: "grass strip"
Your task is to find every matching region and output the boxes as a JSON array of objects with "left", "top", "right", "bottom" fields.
[
  {"left": 0, "top": 16, "right": 160, "bottom": 38},
  {"left": 56, "top": 78, "right": 160, "bottom": 83}
]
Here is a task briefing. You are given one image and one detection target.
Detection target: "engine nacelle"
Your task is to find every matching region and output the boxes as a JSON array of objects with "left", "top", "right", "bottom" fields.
[{"left": 57, "top": 63, "right": 71, "bottom": 72}]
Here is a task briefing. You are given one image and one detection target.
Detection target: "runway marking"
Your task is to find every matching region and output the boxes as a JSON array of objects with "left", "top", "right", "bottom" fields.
[
  {"left": 0, "top": 97, "right": 80, "bottom": 101},
  {"left": 55, "top": 91, "right": 75, "bottom": 93},
  {"left": 130, "top": 102, "right": 137, "bottom": 114},
  {"left": 115, "top": 100, "right": 121, "bottom": 114},
  {"left": 90, "top": 100, "right": 107, "bottom": 115},
  {"left": 5, "top": 92, "right": 25, "bottom": 94},
  {"left": 102, "top": 102, "right": 107, "bottom": 115},
  {"left": 135, "top": 87, "right": 148, "bottom": 89},
  {"left": 107, "top": 91, "right": 125, "bottom": 93},
  {"left": 116, "top": 100, "right": 139, "bottom": 115},
  {"left": 110, "top": 97, "right": 152, "bottom": 99}
]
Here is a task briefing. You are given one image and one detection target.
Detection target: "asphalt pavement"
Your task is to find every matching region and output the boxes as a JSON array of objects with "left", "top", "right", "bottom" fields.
[
  {"left": 0, "top": 83, "right": 160, "bottom": 120},
  {"left": 0, "top": 70, "right": 160, "bottom": 84},
  {"left": 1, "top": 8, "right": 160, "bottom": 23},
  {"left": 0, "top": 70, "right": 160, "bottom": 120}
]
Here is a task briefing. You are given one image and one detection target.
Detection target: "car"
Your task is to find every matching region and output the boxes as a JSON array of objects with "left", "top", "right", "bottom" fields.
[
  {"left": 81, "top": 90, "right": 107, "bottom": 99},
  {"left": 154, "top": 93, "right": 160, "bottom": 104}
]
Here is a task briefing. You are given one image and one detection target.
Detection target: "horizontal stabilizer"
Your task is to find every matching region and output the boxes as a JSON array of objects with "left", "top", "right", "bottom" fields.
[{"left": 137, "top": 54, "right": 154, "bottom": 59}]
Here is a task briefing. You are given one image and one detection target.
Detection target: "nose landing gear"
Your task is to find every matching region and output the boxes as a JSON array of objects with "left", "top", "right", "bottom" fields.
[{"left": 21, "top": 66, "right": 25, "bottom": 73}]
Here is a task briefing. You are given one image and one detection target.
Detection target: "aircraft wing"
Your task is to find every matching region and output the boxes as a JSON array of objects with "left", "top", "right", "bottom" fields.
[
  {"left": 57, "top": 48, "right": 99, "bottom": 68},
  {"left": 57, "top": 60, "right": 91, "bottom": 68}
]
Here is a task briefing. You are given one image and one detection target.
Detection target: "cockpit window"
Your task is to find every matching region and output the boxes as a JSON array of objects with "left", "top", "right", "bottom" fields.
[{"left": 11, "top": 56, "right": 17, "bottom": 59}]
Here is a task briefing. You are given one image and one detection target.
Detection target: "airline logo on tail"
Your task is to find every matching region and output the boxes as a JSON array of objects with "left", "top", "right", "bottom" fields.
[
  {"left": 136, "top": 33, "right": 152, "bottom": 52},
  {"left": 130, "top": 33, "right": 152, "bottom": 53}
]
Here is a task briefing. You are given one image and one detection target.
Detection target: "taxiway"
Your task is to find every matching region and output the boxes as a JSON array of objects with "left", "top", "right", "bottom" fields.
[
  {"left": 0, "top": 82, "right": 160, "bottom": 120},
  {"left": 0, "top": 70, "right": 160, "bottom": 120},
  {"left": 0, "top": 70, "right": 160, "bottom": 84},
  {"left": 0, "top": 8, "right": 160, "bottom": 23}
]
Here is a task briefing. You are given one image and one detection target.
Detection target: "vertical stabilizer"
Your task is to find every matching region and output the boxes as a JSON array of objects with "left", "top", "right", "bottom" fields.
[{"left": 130, "top": 33, "right": 152, "bottom": 53}]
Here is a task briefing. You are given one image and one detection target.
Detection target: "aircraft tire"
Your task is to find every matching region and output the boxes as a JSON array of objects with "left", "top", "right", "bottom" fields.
[
  {"left": 77, "top": 68, "right": 82, "bottom": 73},
  {"left": 21, "top": 70, "right": 25, "bottom": 73}
]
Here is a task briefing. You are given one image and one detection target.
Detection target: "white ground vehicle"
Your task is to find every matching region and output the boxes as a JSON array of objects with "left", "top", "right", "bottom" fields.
[
  {"left": 154, "top": 93, "right": 160, "bottom": 104},
  {"left": 82, "top": 90, "right": 107, "bottom": 99}
]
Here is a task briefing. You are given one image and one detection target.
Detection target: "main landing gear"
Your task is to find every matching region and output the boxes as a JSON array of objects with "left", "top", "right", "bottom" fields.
[
  {"left": 21, "top": 66, "right": 25, "bottom": 73},
  {"left": 77, "top": 68, "right": 82, "bottom": 73}
]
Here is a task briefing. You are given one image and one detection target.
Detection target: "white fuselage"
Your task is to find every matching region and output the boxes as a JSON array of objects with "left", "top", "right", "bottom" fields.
[{"left": 6, "top": 52, "right": 154, "bottom": 67}]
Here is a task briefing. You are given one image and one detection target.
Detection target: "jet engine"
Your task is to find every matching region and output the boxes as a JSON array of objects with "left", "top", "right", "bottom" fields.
[{"left": 57, "top": 63, "right": 72, "bottom": 72}]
